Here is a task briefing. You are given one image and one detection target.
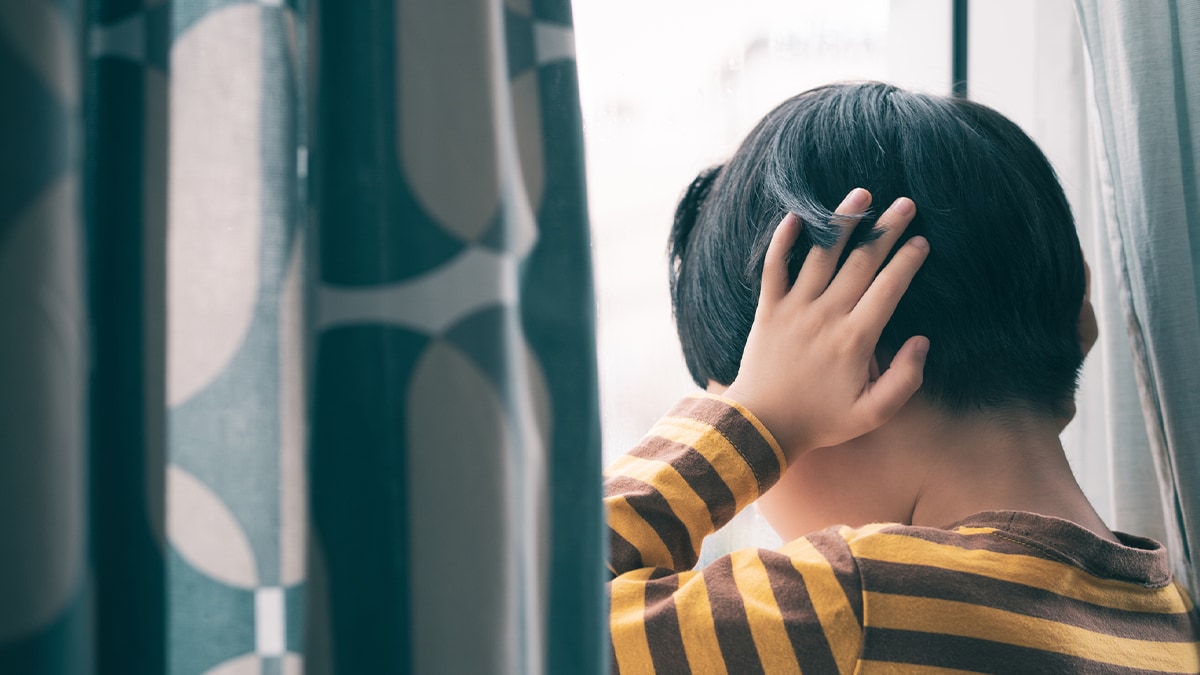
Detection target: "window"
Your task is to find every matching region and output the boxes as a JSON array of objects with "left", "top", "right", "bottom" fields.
[{"left": 574, "top": 0, "right": 1102, "bottom": 558}]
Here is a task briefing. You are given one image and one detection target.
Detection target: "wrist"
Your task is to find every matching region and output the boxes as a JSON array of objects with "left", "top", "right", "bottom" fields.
[{"left": 718, "top": 383, "right": 804, "bottom": 461}]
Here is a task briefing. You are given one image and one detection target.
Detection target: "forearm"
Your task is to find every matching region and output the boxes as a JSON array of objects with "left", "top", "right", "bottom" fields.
[
  {"left": 603, "top": 393, "right": 786, "bottom": 575},
  {"left": 605, "top": 394, "right": 865, "bottom": 673},
  {"left": 608, "top": 522, "right": 864, "bottom": 674}
]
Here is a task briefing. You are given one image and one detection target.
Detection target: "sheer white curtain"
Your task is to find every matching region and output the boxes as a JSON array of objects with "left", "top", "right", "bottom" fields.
[
  {"left": 1074, "top": 0, "right": 1200, "bottom": 591},
  {"left": 976, "top": 0, "right": 1200, "bottom": 592}
]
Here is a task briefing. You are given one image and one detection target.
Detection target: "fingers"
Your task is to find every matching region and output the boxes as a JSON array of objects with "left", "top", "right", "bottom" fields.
[
  {"left": 825, "top": 197, "right": 917, "bottom": 305},
  {"left": 853, "top": 235, "right": 929, "bottom": 341},
  {"left": 760, "top": 213, "right": 801, "bottom": 307},
  {"left": 794, "top": 188, "right": 872, "bottom": 300},
  {"left": 859, "top": 335, "right": 929, "bottom": 427}
]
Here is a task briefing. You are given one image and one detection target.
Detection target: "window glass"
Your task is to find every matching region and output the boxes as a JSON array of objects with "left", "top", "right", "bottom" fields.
[{"left": 573, "top": 0, "right": 952, "bottom": 557}]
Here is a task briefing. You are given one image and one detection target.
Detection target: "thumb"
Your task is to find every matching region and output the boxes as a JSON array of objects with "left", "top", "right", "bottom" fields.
[{"left": 859, "top": 336, "right": 929, "bottom": 426}]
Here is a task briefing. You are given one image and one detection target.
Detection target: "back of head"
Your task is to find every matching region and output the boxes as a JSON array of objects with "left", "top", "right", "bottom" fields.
[{"left": 670, "top": 82, "right": 1085, "bottom": 417}]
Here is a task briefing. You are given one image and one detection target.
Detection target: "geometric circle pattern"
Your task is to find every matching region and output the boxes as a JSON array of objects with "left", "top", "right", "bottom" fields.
[{"left": 0, "top": 1, "right": 603, "bottom": 674}]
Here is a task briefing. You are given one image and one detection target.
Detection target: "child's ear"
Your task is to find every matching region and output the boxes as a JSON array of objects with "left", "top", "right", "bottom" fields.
[
  {"left": 1060, "top": 258, "right": 1097, "bottom": 433},
  {"left": 1079, "top": 258, "right": 1098, "bottom": 358}
]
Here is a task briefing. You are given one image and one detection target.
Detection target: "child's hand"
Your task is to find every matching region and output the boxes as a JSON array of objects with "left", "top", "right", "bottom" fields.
[{"left": 723, "top": 189, "right": 930, "bottom": 460}]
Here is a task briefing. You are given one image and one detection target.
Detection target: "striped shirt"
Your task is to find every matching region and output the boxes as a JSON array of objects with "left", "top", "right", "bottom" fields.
[{"left": 606, "top": 393, "right": 1200, "bottom": 674}]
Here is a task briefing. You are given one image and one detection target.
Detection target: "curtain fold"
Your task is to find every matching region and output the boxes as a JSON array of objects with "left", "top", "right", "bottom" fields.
[
  {"left": 87, "top": 0, "right": 169, "bottom": 672},
  {"left": 163, "top": 1, "right": 308, "bottom": 673},
  {"left": 0, "top": 1, "right": 89, "bottom": 671},
  {"left": 0, "top": 0, "right": 603, "bottom": 672},
  {"left": 1075, "top": 0, "right": 1200, "bottom": 591}
]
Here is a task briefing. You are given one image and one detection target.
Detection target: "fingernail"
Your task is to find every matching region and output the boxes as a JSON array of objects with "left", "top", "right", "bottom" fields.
[
  {"left": 892, "top": 197, "right": 915, "bottom": 216},
  {"left": 909, "top": 235, "right": 929, "bottom": 250},
  {"left": 915, "top": 337, "right": 930, "bottom": 358},
  {"left": 846, "top": 188, "right": 869, "bottom": 209}
]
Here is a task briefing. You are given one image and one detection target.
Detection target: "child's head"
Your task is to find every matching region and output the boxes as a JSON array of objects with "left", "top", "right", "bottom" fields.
[{"left": 670, "top": 82, "right": 1086, "bottom": 419}]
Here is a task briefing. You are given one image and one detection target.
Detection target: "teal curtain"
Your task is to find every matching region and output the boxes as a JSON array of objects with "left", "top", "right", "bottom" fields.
[
  {"left": 1075, "top": 0, "right": 1200, "bottom": 592},
  {"left": 0, "top": 1, "right": 91, "bottom": 672},
  {"left": 0, "top": 0, "right": 604, "bottom": 672}
]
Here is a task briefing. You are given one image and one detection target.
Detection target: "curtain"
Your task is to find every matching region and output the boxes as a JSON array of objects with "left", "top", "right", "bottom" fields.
[
  {"left": 1075, "top": 0, "right": 1200, "bottom": 592},
  {"left": 0, "top": 0, "right": 604, "bottom": 673}
]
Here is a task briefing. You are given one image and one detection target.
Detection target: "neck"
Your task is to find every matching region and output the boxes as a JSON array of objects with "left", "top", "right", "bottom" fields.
[
  {"left": 757, "top": 396, "right": 1119, "bottom": 542},
  {"left": 892, "top": 401, "right": 1116, "bottom": 541}
]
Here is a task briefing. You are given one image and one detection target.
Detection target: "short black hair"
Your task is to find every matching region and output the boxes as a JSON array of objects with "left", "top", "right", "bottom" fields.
[{"left": 669, "top": 82, "right": 1085, "bottom": 417}]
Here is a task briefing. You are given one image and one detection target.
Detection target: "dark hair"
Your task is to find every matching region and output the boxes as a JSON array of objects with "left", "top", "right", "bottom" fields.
[{"left": 669, "top": 82, "right": 1085, "bottom": 417}]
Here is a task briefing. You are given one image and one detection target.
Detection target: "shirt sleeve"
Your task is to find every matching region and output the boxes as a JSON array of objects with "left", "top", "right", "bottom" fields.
[{"left": 605, "top": 394, "right": 864, "bottom": 674}]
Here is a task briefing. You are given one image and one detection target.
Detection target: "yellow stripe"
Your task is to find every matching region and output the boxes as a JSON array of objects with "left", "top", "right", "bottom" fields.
[
  {"left": 782, "top": 539, "right": 862, "bottom": 675},
  {"left": 951, "top": 526, "right": 998, "bottom": 536},
  {"left": 648, "top": 416, "right": 761, "bottom": 510},
  {"left": 692, "top": 392, "right": 788, "bottom": 471},
  {"left": 729, "top": 550, "right": 802, "bottom": 675},
  {"left": 850, "top": 532, "right": 1190, "bottom": 613},
  {"left": 1177, "top": 581, "right": 1195, "bottom": 612},
  {"left": 610, "top": 568, "right": 656, "bottom": 674},
  {"left": 604, "top": 454, "right": 705, "bottom": 564},
  {"left": 604, "top": 454, "right": 711, "bottom": 563},
  {"left": 867, "top": 593, "right": 1200, "bottom": 672},
  {"left": 857, "top": 661, "right": 979, "bottom": 674},
  {"left": 606, "top": 495, "right": 676, "bottom": 570},
  {"left": 839, "top": 522, "right": 895, "bottom": 539},
  {"left": 675, "top": 571, "right": 730, "bottom": 675}
]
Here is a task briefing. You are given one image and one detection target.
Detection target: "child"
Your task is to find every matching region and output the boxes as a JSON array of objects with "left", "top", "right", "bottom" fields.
[{"left": 606, "top": 82, "right": 1200, "bottom": 673}]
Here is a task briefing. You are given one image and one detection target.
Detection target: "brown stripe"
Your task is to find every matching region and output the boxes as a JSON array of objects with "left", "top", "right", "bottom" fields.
[
  {"left": 626, "top": 436, "right": 737, "bottom": 529},
  {"left": 758, "top": 550, "right": 842, "bottom": 673},
  {"left": 609, "top": 526, "right": 642, "bottom": 577},
  {"left": 643, "top": 574, "right": 692, "bottom": 674},
  {"left": 703, "top": 555, "right": 766, "bottom": 674},
  {"left": 861, "top": 627, "right": 1177, "bottom": 675},
  {"left": 605, "top": 475, "right": 697, "bottom": 570},
  {"left": 681, "top": 397, "right": 781, "bottom": 493},
  {"left": 871, "top": 522, "right": 1053, "bottom": 556},
  {"left": 627, "top": 431, "right": 697, "bottom": 464},
  {"left": 858, "top": 558, "right": 1200, "bottom": 643},
  {"left": 807, "top": 530, "right": 865, "bottom": 625},
  {"left": 952, "top": 511, "right": 1171, "bottom": 586}
]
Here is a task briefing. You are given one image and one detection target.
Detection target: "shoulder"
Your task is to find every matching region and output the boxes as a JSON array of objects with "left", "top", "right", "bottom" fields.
[
  {"left": 772, "top": 519, "right": 1018, "bottom": 578},
  {"left": 837, "top": 518, "right": 1040, "bottom": 559},
  {"left": 776, "top": 518, "right": 1056, "bottom": 616},
  {"left": 826, "top": 518, "right": 1051, "bottom": 587}
]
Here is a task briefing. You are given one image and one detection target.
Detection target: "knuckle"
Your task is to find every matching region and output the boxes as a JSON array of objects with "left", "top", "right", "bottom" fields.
[
  {"left": 903, "top": 242, "right": 929, "bottom": 264},
  {"left": 905, "top": 371, "right": 923, "bottom": 393},
  {"left": 871, "top": 275, "right": 901, "bottom": 297},
  {"left": 807, "top": 248, "right": 833, "bottom": 267},
  {"left": 902, "top": 364, "right": 924, "bottom": 392},
  {"left": 848, "top": 253, "right": 877, "bottom": 275},
  {"left": 842, "top": 331, "right": 874, "bottom": 357},
  {"left": 862, "top": 405, "right": 889, "bottom": 429}
]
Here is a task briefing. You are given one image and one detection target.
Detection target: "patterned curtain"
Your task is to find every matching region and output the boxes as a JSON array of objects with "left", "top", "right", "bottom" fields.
[{"left": 0, "top": 0, "right": 604, "bottom": 673}]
